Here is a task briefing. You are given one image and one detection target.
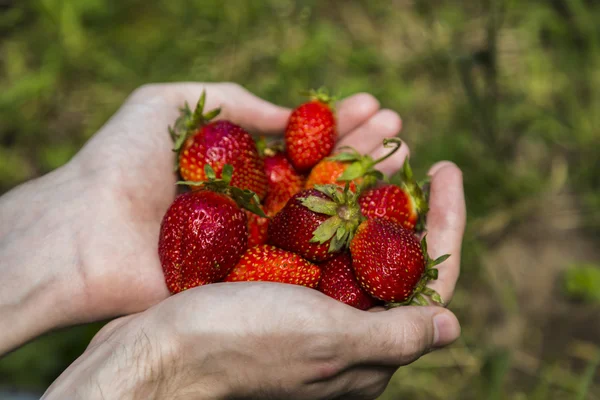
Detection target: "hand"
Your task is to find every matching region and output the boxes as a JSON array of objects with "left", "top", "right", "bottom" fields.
[
  {"left": 43, "top": 139, "right": 466, "bottom": 399},
  {"left": 68, "top": 82, "right": 411, "bottom": 320},
  {"left": 0, "top": 82, "right": 414, "bottom": 353},
  {"left": 43, "top": 282, "right": 461, "bottom": 400}
]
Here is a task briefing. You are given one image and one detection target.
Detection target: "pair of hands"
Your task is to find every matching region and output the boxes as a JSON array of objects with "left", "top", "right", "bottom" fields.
[{"left": 0, "top": 82, "right": 466, "bottom": 399}]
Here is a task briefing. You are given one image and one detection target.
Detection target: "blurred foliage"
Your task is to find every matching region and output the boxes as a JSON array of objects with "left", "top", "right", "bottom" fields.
[
  {"left": 1, "top": 0, "right": 600, "bottom": 398},
  {"left": 563, "top": 263, "right": 600, "bottom": 304}
]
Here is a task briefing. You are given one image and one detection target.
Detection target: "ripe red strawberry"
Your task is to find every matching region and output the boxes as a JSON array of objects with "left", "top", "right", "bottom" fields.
[
  {"left": 285, "top": 88, "right": 337, "bottom": 172},
  {"left": 262, "top": 146, "right": 305, "bottom": 215},
  {"left": 246, "top": 208, "right": 269, "bottom": 247},
  {"left": 224, "top": 244, "right": 321, "bottom": 288},
  {"left": 318, "top": 252, "right": 379, "bottom": 310},
  {"left": 170, "top": 91, "right": 268, "bottom": 199},
  {"left": 359, "top": 159, "right": 429, "bottom": 231},
  {"left": 305, "top": 138, "right": 403, "bottom": 192},
  {"left": 267, "top": 185, "right": 362, "bottom": 262},
  {"left": 350, "top": 218, "right": 449, "bottom": 306},
  {"left": 159, "top": 165, "right": 265, "bottom": 294}
]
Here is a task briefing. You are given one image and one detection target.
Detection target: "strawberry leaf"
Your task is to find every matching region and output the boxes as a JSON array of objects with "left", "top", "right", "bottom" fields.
[
  {"left": 430, "top": 254, "right": 451, "bottom": 268},
  {"left": 299, "top": 196, "right": 339, "bottom": 216},
  {"left": 328, "top": 148, "right": 362, "bottom": 162},
  {"left": 204, "top": 164, "right": 217, "bottom": 180},
  {"left": 221, "top": 164, "right": 234, "bottom": 184},
  {"left": 337, "top": 161, "right": 366, "bottom": 181},
  {"left": 310, "top": 216, "right": 342, "bottom": 244}
]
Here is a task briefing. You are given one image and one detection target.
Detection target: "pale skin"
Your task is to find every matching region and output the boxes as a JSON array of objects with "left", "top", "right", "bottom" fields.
[{"left": 0, "top": 83, "right": 466, "bottom": 399}]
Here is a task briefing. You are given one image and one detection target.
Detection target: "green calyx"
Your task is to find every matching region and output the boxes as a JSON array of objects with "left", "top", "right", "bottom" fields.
[
  {"left": 298, "top": 183, "right": 364, "bottom": 253},
  {"left": 177, "top": 164, "right": 267, "bottom": 218},
  {"left": 169, "top": 90, "right": 221, "bottom": 170},
  {"left": 389, "top": 158, "right": 430, "bottom": 232},
  {"left": 386, "top": 235, "right": 450, "bottom": 308},
  {"left": 329, "top": 137, "right": 403, "bottom": 191},
  {"left": 299, "top": 87, "right": 338, "bottom": 109}
]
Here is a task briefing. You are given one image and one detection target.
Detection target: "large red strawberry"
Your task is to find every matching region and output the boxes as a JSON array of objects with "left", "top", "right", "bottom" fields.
[
  {"left": 318, "top": 252, "right": 379, "bottom": 310},
  {"left": 305, "top": 138, "right": 403, "bottom": 192},
  {"left": 267, "top": 185, "right": 362, "bottom": 262},
  {"left": 349, "top": 218, "right": 449, "bottom": 306},
  {"left": 159, "top": 165, "right": 265, "bottom": 294},
  {"left": 359, "top": 159, "right": 429, "bottom": 231},
  {"left": 224, "top": 244, "right": 321, "bottom": 288},
  {"left": 263, "top": 145, "right": 305, "bottom": 215},
  {"left": 285, "top": 88, "right": 337, "bottom": 172},
  {"left": 170, "top": 90, "right": 268, "bottom": 199}
]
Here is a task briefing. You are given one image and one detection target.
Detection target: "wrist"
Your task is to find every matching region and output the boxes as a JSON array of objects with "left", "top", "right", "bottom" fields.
[
  {"left": 0, "top": 161, "right": 85, "bottom": 354},
  {"left": 43, "top": 313, "right": 230, "bottom": 400}
]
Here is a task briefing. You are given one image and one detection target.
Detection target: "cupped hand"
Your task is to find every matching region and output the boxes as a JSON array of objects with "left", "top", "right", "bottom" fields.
[
  {"left": 66, "top": 82, "right": 411, "bottom": 323},
  {"left": 44, "top": 281, "right": 461, "bottom": 400}
]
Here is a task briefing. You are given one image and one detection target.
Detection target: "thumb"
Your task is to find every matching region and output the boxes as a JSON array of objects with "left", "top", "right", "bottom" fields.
[{"left": 352, "top": 306, "right": 461, "bottom": 366}]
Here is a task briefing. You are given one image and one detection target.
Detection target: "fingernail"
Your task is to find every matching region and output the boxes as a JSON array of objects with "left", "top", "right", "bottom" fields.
[{"left": 433, "top": 312, "right": 461, "bottom": 347}]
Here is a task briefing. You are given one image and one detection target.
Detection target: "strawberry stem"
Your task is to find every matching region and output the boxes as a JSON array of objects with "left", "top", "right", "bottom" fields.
[{"left": 370, "top": 138, "right": 403, "bottom": 166}]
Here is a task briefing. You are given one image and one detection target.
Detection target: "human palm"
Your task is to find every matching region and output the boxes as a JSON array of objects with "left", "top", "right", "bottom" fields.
[{"left": 67, "top": 82, "right": 462, "bottom": 323}]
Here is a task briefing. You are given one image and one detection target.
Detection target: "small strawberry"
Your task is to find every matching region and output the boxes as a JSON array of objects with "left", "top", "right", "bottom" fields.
[
  {"left": 246, "top": 208, "right": 269, "bottom": 247},
  {"left": 359, "top": 159, "right": 429, "bottom": 231},
  {"left": 285, "top": 88, "right": 337, "bottom": 172},
  {"left": 305, "top": 138, "right": 403, "bottom": 192},
  {"left": 224, "top": 244, "right": 321, "bottom": 288},
  {"left": 170, "top": 90, "right": 268, "bottom": 199},
  {"left": 317, "top": 252, "right": 379, "bottom": 310},
  {"left": 158, "top": 164, "right": 265, "bottom": 294},
  {"left": 267, "top": 184, "right": 362, "bottom": 262},
  {"left": 262, "top": 144, "right": 305, "bottom": 215},
  {"left": 349, "top": 218, "right": 449, "bottom": 306}
]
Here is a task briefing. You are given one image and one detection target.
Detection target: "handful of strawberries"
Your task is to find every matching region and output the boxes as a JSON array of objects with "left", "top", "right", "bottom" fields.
[{"left": 158, "top": 88, "right": 449, "bottom": 310}]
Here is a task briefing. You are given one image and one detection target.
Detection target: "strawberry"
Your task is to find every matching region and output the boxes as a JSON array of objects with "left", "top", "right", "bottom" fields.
[
  {"left": 158, "top": 164, "right": 265, "bottom": 294},
  {"left": 267, "top": 185, "right": 362, "bottom": 262},
  {"left": 224, "top": 244, "right": 321, "bottom": 288},
  {"left": 246, "top": 208, "right": 269, "bottom": 247},
  {"left": 349, "top": 219, "right": 449, "bottom": 306},
  {"left": 262, "top": 145, "right": 305, "bottom": 215},
  {"left": 359, "top": 159, "right": 429, "bottom": 231},
  {"left": 170, "top": 90, "right": 268, "bottom": 199},
  {"left": 305, "top": 138, "right": 403, "bottom": 192},
  {"left": 317, "top": 252, "right": 379, "bottom": 310},
  {"left": 285, "top": 88, "right": 337, "bottom": 172}
]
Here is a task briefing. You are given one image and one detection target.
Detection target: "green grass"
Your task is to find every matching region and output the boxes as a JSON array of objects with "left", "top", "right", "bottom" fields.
[{"left": 1, "top": 0, "right": 599, "bottom": 398}]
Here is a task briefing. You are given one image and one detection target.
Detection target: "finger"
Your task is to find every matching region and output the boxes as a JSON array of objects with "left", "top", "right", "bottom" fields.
[
  {"left": 335, "top": 109, "right": 402, "bottom": 155},
  {"left": 367, "top": 138, "right": 410, "bottom": 177},
  {"left": 423, "top": 162, "right": 466, "bottom": 305},
  {"left": 335, "top": 93, "right": 381, "bottom": 136},
  {"left": 350, "top": 306, "right": 460, "bottom": 366},
  {"left": 126, "top": 82, "right": 291, "bottom": 135}
]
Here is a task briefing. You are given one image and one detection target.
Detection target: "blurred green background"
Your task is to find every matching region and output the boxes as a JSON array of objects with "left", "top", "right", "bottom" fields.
[{"left": 1, "top": 0, "right": 600, "bottom": 398}]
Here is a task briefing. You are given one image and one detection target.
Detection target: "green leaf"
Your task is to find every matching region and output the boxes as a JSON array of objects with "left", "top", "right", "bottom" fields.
[
  {"left": 300, "top": 196, "right": 338, "bottom": 216},
  {"left": 221, "top": 164, "right": 234, "bottom": 184},
  {"left": 329, "top": 149, "right": 362, "bottom": 162},
  {"left": 310, "top": 216, "right": 342, "bottom": 244},
  {"left": 427, "top": 268, "right": 439, "bottom": 279},
  {"left": 176, "top": 180, "right": 204, "bottom": 186},
  {"left": 204, "top": 107, "right": 221, "bottom": 121},
  {"left": 430, "top": 254, "right": 450, "bottom": 267},
  {"left": 338, "top": 161, "right": 365, "bottom": 181},
  {"left": 420, "top": 235, "right": 428, "bottom": 257},
  {"left": 204, "top": 164, "right": 216, "bottom": 180}
]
